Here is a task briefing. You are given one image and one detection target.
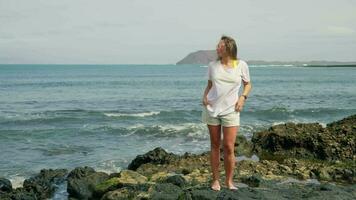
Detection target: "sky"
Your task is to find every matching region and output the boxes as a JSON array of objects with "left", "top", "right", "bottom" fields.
[{"left": 0, "top": 0, "right": 355, "bottom": 64}]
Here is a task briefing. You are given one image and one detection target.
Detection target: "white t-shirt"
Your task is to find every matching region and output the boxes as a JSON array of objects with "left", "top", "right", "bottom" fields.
[{"left": 206, "top": 59, "right": 250, "bottom": 117}]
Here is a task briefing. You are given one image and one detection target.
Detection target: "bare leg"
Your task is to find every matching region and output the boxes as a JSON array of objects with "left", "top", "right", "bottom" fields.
[
  {"left": 222, "top": 126, "right": 238, "bottom": 189},
  {"left": 208, "top": 124, "right": 221, "bottom": 191}
]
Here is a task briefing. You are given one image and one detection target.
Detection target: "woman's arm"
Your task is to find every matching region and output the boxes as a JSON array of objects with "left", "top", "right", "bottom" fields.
[
  {"left": 241, "top": 80, "right": 252, "bottom": 97},
  {"left": 202, "top": 80, "right": 212, "bottom": 106},
  {"left": 235, "top": 81, "right": 252, "bottom": 112}
]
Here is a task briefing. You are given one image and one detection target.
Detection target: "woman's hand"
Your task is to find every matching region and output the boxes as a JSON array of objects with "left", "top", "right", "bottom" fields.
[{"left": 235, "top": 96, "right": 245, "bottom": 112}]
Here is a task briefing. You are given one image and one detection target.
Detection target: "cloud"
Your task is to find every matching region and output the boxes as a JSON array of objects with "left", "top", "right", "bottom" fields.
[
  {"left": 326, "top": 26, "right": 355, "bottom": 36},
  {"left": 0, "top": 0, "right": 356, "bottom": 63}
]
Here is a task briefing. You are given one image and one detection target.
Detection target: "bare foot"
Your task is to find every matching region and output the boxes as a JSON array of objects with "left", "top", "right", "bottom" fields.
[
  {"left": 211, "top": 180, "right": 221, "bottom": 191},
  {"left": 226, "top": 182, "right": 238, "bottom": 190}
]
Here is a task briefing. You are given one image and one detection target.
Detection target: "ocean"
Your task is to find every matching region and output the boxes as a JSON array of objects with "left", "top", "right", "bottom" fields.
[{"left": 0, "top": 64, "right": 355, "bottom": 188}]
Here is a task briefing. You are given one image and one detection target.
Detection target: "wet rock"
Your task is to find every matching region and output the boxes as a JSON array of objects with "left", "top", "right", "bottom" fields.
[
  {"left": 235, "top": 135, "right": 253, "bottom": 156},
  {"left": 164, "top": 175, "right": 187, "bottom": 187},
  {"left": 67, "top": 166, "right": 109, "bottom": 200},
  {"left": 128, "top": 147, "right": 179, "bottom": 171},
  {"left": 0, "top": 177, "right": 12, "bottom": 192},
  {"left": 189, "top": 188, "right": 218, "bottom": 200},
  {"left": 0, "top": 187, "right": 37, "bottom": 200},
  {"left": 150, "top": 172, "right": 187, "bottom": 187},
  {"left": 23, "top": 168, "right": 68, "bottom": 199},
  {"left": 319, "top": 183, "right": 333, "bottom": 191},
  {"left": 0, "top": 169, "right": 67, "bottom": 200},
  {"left": 149, "top": 183, "right": 184, "bottom": 200},
  {"left": 240, "top": 175, "right": 262, "bottom": 187}
]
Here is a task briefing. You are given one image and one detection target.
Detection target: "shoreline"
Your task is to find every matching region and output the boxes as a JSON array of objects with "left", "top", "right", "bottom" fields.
[{"left": 1, "top": 114, "right": 355, "bottom": 199}]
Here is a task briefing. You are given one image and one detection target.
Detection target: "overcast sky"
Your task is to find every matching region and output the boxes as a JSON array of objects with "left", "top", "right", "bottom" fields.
[{"left": 1, "top": 0, "right": 355, "bottom": 64}]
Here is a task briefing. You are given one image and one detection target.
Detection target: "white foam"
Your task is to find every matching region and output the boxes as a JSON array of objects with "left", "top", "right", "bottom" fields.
[
  {"left": 95, "top": 160, "right": 123, "bottom": 175},
  {"left": 104, "top": 111, "right": 160, "bottom": 118},
  {"left": 272, "top": 121, "right": 286, "bottom": 126},
  {"left": 320, "top": 122, "right": 327, "bottom": 128},
  {"left": 127, "top": 123, "right": 208, "bottom": 139},
  {"left": 272, "top": 119, "right": 302, "bottom": 126},
  {"left": 9, "top": 175, "right": 26, "bottom": 188},
  {"left": 127, "top": 123, "right": 145, "bottom": 129}
]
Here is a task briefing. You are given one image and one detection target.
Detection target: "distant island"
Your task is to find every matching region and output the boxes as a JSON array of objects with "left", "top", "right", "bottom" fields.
[{"left": 176, "top": 50, "right": 356, "bottom": 67}]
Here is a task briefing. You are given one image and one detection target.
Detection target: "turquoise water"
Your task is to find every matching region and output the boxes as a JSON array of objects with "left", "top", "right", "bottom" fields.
[{"left": 0, "top": 64, "right": 355, "bottom": 187}]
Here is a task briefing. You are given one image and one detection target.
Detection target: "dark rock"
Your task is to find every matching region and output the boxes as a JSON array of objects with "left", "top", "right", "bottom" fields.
[
  {"left": 181, "top": 168, "right": 192, "bottom": 175},
  {"left": 23, "top": 168, "right": 68, "bottom": 199},
  {"left": 67, "top": 166, "right": 109, "bottom": 200},
  {"left": 189, "top": 189, "right": 218, "bottom": 200},
  {"left": 319, "top": 183, "right": 333, "bottom": 191},
  {"left": 0, "top": 187, "right": 37, "bottom": 200},
  {"left": 309, "top": 171, "right": 317, "bottom": 179},
  {"left": 252, "top": 115, "right": 356, "bottom": 162},
  {"left": 164, "top": 175, "right": 187, "bottom": 187},
  {"left": 150, "top": 183, "right": 184, "bottom": 200},
  {"left": 328, "top": 167, "right": 356, "bottom": 183},
  {"left": 128, "top": 147, "right": 178, "bottom": 171},
  {"left": 67, "top": 166, "right": 95, "bottom": 179},
  {"left": 217, "top": 188, "right": 265, "bottom": 200},
  {"left": 326, "top": 114, "right": 356, "bottom": 135},
  {"left": 240, "top": 175, "right": 262, "bottom": 187},
  {"left": 326, "top": 115, "right": 356, "bottom": 160},
  {"left": 235, "top": 135, "right": 254, "bottom": 157},
  {"left": 0, "top": 169, "right": 66, "bottom": 200},
  {"left": 109, "top": 172, "right": 120, "bottom": 178},
  {"left": 0, "top": 177, "right": 12, "bottom": 192}
]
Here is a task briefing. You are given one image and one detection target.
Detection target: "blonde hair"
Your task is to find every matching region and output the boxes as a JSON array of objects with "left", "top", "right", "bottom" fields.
[{"left": 218, "top": 35, "right": 238, "bottom": 60}]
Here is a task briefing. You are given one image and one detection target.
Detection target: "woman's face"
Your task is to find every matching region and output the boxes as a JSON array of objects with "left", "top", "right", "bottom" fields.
[{"left": 216, "top": 40, "right": 226, "bottom": 58}]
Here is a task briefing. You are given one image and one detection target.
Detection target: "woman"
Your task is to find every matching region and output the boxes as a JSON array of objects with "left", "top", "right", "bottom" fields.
[{"left": 202, "top": 35, "right": 252, "bottom": 191}]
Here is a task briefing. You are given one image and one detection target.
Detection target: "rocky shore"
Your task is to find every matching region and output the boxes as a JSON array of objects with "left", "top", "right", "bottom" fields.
[{"left": 1, "top": 115, "right": 355, "bottom": 200}]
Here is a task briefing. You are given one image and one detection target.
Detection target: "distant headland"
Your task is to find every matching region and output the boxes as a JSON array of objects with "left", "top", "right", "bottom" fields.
[{"left": 176, "top": 50, "right": 356, "bottom": 67}]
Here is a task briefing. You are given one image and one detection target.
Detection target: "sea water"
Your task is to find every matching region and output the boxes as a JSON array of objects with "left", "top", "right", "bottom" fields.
[{"left": 0, "top": 64, "right": 355, "bottom": 187}]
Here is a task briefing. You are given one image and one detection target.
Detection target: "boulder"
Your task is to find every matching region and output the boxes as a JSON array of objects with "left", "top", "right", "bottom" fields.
[
  {"left": 128, "top": 147, "right": 178, "bottom": 171},
  {"left": 0, "top": 177, "right": 12, "bottom": 192},
  {"left": 149, "top": 183, "right": 184, "bottom": 200},
  {"left": 23, "top": 168, "right": 68, "bottom": 199},
  {"left": 252, "top": 115, "right": 356, "bottom": 161},
  {"left": 164, "top": 175, "right": 187, "bottom": 187},
  {"left": 67, "top": 166, "right": 109, "bottom": 200}
]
